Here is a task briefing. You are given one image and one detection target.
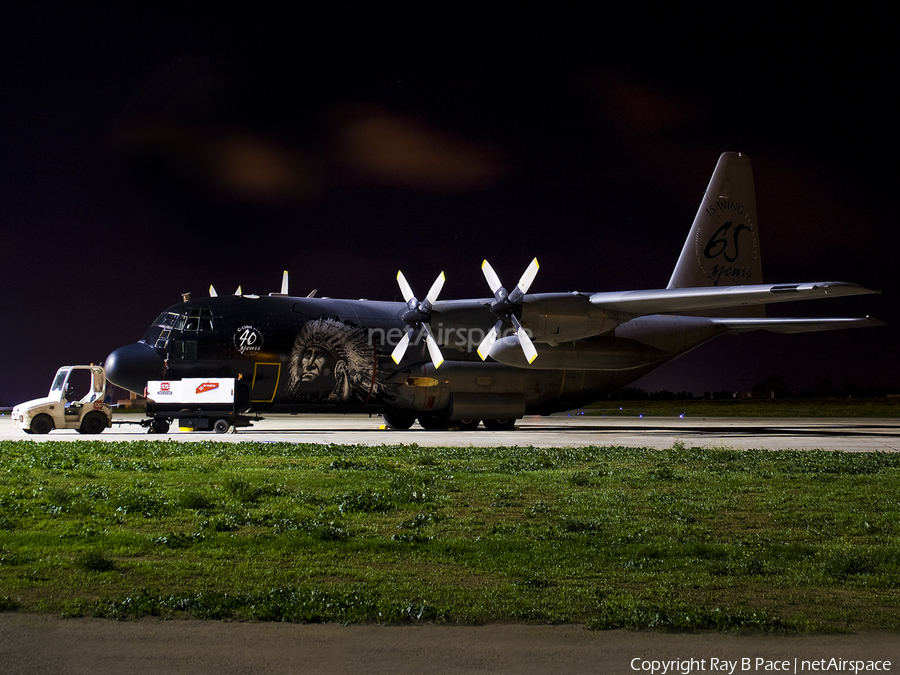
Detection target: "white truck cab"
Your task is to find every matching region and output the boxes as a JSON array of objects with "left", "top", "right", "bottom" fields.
[{"left": 12, "top": 365, "right": 112, "bottom": 434}]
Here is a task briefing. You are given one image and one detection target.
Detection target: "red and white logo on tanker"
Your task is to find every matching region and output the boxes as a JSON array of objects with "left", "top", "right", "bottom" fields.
[{"left": 196, "top": 382, "right": 219, "bottom": 395}]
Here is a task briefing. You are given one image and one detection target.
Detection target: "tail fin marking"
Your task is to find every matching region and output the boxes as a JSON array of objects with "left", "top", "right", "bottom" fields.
[{"left": 668, "top": 152, "right": 762, "bottom": 290}]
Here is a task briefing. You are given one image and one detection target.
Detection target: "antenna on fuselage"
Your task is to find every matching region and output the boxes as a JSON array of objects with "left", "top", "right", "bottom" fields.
[
  {"left": 269, "top": 270, "right": 290, "bottom": 297},
  {"left": 209, "top": 285, "right": 218, "bottom": 297}
]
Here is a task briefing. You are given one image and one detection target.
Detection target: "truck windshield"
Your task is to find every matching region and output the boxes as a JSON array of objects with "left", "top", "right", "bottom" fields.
[{"left": 51, "top": 369, "right": 69, "bottom": 392}]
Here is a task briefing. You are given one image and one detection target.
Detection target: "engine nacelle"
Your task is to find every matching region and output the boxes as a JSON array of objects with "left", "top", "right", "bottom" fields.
[{"left": 520, "top": 293, "right": 623, "bottom": 344}]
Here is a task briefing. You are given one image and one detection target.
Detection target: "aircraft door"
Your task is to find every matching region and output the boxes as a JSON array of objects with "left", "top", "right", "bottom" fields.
[{"left": 250, "top": 362, "right": 281, "bottom": 402}]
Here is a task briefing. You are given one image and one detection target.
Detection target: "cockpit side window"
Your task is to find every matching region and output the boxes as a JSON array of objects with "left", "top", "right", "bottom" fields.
[
  {"left": 154, "top": 312, "right": 178, "bottom": 328},
  {"left": 177, "top": 308, "right": 213, "bottom": 332},
  {"left": 198, "top": 309, "right": 213, "bottom": 331}
]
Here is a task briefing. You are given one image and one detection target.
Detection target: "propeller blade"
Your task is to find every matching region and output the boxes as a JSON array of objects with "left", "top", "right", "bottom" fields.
[
  {"left": 425, "top": 271, "right": 446, "bottom": 306},
  {"left": 209, "top": 285, "right": 218, "bottom": 297},
  {"left": 481, "top": 259, "right": 503, "bottom": 295},
  {"left": 515, "top": 258, "right": 539, "bottom": 297},
  {"left": 518, "top": 328, "right": 538, "bottom": 363},
  {"left": 423, "top": 324, "right": 445, "bottom": 369},
  {"left": 511, "top": 315, "right": 538, "bottom": 364},
  {"left": 281, "top": 270, "right": 289, "bottom": 295},
  {"left": 477, "top": 320, "right": 503, "bottom": 361},
  {"left": 396, "top": 271, "right": 415, "bottom": 304},
  {"left": 391, "top": 328, "right": 413, "bottom": 364}
]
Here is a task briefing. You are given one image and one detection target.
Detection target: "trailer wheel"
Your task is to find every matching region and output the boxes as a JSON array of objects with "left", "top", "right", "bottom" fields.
[
  {"left": 455, "top": 419, "right": 480, "bottom": 431},
  {"left": 79, "top": 411, "right": 108, "bottom": 434},
  {"left": 213, "top": 419, "right": 231, "bottom": 434},
  {"left": 30, "top": 414, "right": 54, "bottom": 435},
  {"left": 150, "top": 418, "right": 170, "bottom": 434}
]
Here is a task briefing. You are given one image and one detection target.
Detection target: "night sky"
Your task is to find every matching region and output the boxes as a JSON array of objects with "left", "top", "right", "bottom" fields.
[{"left": 2, "top": 8, "right": 896, "bottom": 404}]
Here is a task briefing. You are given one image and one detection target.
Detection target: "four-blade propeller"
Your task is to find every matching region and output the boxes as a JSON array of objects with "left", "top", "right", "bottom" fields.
[
  {"left": 391, "top": 271, "right": 446, "bottom": 369},
  {"left": 476, "top": 258, "right": 539, "bottom": 364}
]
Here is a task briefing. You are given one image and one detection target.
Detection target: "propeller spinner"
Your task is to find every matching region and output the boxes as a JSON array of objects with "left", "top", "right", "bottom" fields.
[
  {"left": 476, "top": 258, "right": 539, "bottom": 364},
  {"left": 391, "top": 271, "right": 446, "bottom": 369}
]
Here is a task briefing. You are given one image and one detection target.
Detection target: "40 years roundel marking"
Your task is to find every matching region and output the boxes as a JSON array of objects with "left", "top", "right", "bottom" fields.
[{"left": 234, "top": 325, "right": 263, "bottom": 353}]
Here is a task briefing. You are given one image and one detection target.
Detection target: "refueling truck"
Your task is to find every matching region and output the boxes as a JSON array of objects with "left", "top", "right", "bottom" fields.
[
  {"left": 144, "top": 377, "right": 253, "bottom": 434},
  {"left": 12, "top": 367, "right": 255, "bottom": 435},
  {"left": 12, "top": 365, "right": 111, "bottom": 434}
]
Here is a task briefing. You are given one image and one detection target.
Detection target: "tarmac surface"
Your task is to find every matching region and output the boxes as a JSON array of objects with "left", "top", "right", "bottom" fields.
[
  {"left": 2, "top": 614, "right": 899, "bottom": 675},
  {"left": 2, "top": 411, "right": 900, "bottom": 451},
  {"left": 2, "top": 412, "right": 899, "bottom": 673}
]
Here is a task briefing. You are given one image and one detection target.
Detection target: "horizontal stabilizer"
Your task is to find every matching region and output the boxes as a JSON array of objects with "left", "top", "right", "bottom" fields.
[
  {"left": 710, "top": 316, "right": 884, "bottom": 334},
  {"left": 590, "top": 282, "right": 878, "bottom": 316}
]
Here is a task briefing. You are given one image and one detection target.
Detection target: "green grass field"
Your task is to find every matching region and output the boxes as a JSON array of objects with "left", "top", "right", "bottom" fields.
[{"left": 1, "top": 439, "right": 898, "bottom": 631}]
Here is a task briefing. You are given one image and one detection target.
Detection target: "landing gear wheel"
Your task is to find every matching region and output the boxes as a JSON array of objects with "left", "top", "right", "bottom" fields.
[
  {"left": 150, "top": 418, "right": 170, "bottom": 434},
  {"left": 78, "top": 411, "right": 107, "bottom": 434},
  {"left": 213, "top": 418, "right": 231, "bottom": 434},
  {"left": 382, "top": 411, "right": 415, "bottom": 430},
  {"left": 30, "top": 414, "right": 54, "bottom": 435},
  {"left": 455, "top": 419, "right": 480, "bottom": 431},
  {"left": 418, "top": 413, "right": 450, "bottom": 430},
  {"left": 483, "top": 418, "right": 517, "bottom": 431}
]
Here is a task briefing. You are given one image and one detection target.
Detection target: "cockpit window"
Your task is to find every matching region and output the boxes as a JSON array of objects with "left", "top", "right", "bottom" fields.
[
  {"left": 140, "top": 308, "right": 214, "bottom": 349},
  {"left": 153, "top": 312, "right": 179, "bottom": 328},
  {"left": 174, "top": 308, "right": 214, "bottom": 332}
]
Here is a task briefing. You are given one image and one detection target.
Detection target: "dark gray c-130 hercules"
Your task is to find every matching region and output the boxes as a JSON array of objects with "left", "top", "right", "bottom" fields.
[{"left": 104, "top": 152, "right": 882, "bottom": 430}]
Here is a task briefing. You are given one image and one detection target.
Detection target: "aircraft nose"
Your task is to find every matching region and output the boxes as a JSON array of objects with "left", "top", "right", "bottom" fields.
[{"left": 104, "top": 342, "right": 165, "bottom": 394}]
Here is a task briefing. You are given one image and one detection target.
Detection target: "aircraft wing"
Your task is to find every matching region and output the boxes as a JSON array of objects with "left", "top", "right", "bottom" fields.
[
  {"left": 589, "top": 282, "right": 878, "bottom": 315},
  {"left": 710, "top": 316, "right": 885, "bottom": 334}
]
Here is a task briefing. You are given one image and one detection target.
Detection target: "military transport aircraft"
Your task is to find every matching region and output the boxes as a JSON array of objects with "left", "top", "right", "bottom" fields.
[{"left": 104, "top": 152, "right": 882, "bottom": 430}]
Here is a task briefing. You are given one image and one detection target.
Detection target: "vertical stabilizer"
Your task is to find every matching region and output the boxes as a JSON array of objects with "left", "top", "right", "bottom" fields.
[{"left": 668, "top": 152, "right": 762, "bottom": 290}]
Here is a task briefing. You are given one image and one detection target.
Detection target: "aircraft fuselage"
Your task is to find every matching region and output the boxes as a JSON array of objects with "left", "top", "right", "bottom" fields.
[{"left": 104, "top": 293, "right": 701, "bottom": 425}]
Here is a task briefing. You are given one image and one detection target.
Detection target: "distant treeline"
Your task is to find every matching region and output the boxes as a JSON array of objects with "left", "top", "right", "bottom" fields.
[{"left": 611, "top": 376, "right": 899, "bottom": 401}]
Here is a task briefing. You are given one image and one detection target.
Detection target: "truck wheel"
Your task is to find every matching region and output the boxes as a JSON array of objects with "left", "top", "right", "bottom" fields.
[
  {"left": 213, "top": 419, "right": 231, "bottom": 434},
  {"left": 455, "top": 419, "right": 480, "bottom": 431},
  {"left": 78, "top": 411, "right": 108, "bottom": 434},
  {"left": 150, "top": 418, "right": 170, "bottom": 434},
  {"left": 30, "top": 414, "right": 54, "bottom": 435}
]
